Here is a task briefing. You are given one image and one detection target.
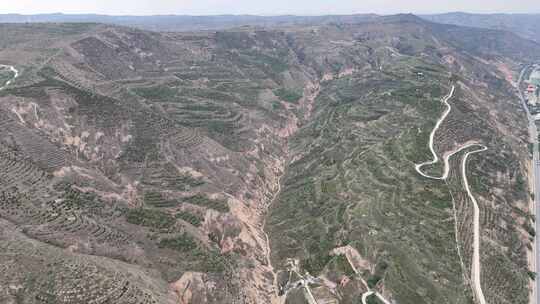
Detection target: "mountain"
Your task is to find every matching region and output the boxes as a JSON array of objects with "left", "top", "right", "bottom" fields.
[
  {"left": 0, "top": 13, "right": 379, "bottom": 31},
  {"left": 422, "top": 12, "right": 540, "bottom": 43},
  {"left": 0, "top": 15, "right": 536, "bottom": 304},
  {"left": 3, "top": 12, "right": 540, "bottom": 44}
]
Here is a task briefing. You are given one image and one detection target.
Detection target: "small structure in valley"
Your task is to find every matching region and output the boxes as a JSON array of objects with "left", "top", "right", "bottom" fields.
[{"left": 527, "top": 70, "right": 540, "bottom": 106}]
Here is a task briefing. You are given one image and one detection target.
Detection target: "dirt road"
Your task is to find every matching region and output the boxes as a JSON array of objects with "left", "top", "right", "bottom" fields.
[
  {"left": 0, "top": 65, "right": 18, "bottom": 90},
  {"left": 414, "top": 85, "right": 487, "bottom": 304}
]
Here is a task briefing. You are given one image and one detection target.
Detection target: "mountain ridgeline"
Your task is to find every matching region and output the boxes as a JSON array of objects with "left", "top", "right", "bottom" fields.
[
  {"left": 422, "top": 12, "right": 540, "bottom": 43},
  {"left": 2, "top": 11, "right": 540, "bottom": 43}
]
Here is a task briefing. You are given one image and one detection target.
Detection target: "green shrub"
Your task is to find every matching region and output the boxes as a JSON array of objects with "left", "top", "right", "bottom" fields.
[
  {"left": 158, "top": 235, "right": 227, "bottom": 272},
  {"left": 366, "top": 294, "right": 382, "bottom": 304},
  {"left": 158, "top": 233, "right": 198, "bottom": 252},
  {"left": 176, "top": 211, "right": 203, "bottom": 226},
  {"left": 201, "top": 250, "right": 227, "bottom": 273},
  {"left": 241, "top": 50, "right": 289, "bottom": 74},
  {"left": 126, "top": 208, "right": 175, "bottom": 229},
  {"left": 367, "top": 274, "right": 382, "bottom": 288},
  {"left": 274, "top": 88, "right": 303, "bottom": 103},
  {"left": 301, "top": 253, "right": 332, "bottom": 276},
  {"left": 0, "top": 69, "right": 15, "bottom": 87},
  {"left": 144, "top": 191, "right": 177, "bottom": 207},
  {"left": 334, "top": 254, "right": 356, "bottom": 277},
  {"left": 300, "top": 232, "right": 334, "bottom": 275},
  {"left": 272, "top": 101, "right": 284, "bottom": 110},
  {"left": 133, "top": 86, "right": 177, "bottom": 101},
  {"left": 184, "top": 194, "right": 229, "bottom": 213}
]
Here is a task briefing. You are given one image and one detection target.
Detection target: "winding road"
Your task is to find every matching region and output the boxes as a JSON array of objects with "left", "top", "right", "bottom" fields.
[
  {"left": 463, "top": 145, "right": 488, "bottom": 304},
  {"left": 414, "top": 85, "right": 488, "bottom": 304},
  {"left": 361, "top": 291, "right": 392, "bottom": 304},
  {"left": 415, "top": 85, "right": 455, "bottom": 179},
  {"left": 0, "top": 65, "right": 19, "bottom": 90}
]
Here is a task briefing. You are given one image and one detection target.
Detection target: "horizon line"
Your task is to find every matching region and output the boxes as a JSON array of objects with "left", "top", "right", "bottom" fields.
[{"left": 1, "top": 11, "right": 540, "bottom": 18}]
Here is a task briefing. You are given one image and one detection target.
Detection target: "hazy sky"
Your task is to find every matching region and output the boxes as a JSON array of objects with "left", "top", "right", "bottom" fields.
[{"left": 2, "top": 0, "right": 540, "bottom": 16}]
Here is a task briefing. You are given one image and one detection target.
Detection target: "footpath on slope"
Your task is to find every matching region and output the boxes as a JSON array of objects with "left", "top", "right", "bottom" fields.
[{"left": 414, "top": 84, "right": 488, "bottom": 304}]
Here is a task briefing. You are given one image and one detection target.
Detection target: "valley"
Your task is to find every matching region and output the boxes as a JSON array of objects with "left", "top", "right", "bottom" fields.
[{"left": 0, "top": 14, "right": 538, "bottom": 304}]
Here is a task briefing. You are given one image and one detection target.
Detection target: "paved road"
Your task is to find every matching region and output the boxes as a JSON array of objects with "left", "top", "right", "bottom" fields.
[{"left": 517, "top": 65, "right": 540, "bottom": 304}]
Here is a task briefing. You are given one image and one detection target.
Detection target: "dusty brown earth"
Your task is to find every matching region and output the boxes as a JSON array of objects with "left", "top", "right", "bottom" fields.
[{"left": 0, "top": 15, "right": 539, "bottom": 304}]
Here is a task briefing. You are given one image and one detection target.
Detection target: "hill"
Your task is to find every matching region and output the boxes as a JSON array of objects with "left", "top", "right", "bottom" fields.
[
  {"left": 0, "top": 15, "right": 536, "bottom": 304},
  {"left": 422, "top": 12, "right": 540, "bottom": 43},
  {"left": 0, "top": 13, "right": 378, "bottom": 31}
]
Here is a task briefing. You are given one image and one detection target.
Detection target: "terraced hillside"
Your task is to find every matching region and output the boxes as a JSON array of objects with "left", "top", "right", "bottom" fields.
[
  {"left": 0, "top": 15, "right": 537, "bottom": 304},
  {"left": 266, "top": 17, "right": 537, "bottom": 304}
]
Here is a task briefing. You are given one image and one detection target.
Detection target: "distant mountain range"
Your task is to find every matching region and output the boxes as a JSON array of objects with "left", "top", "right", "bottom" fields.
[
  {"left": 0, "top": 13, "right": 378, "bottom": 31},
  {"left": 421, "top": 12, "right": 540, "bottom": 43},
  {"left": 1, "top": 12, "right": 539, "bottom": 43}
]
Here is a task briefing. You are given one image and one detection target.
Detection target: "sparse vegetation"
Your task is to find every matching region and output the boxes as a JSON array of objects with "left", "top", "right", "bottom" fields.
[
  {"left": 0, "top": 16, "right": 535, "bottom": 304},
  {"left": 0, "top": 68, "right": 15, "bottom": 87},
  {"left": 274, "top": 88, "right": 303, "bottom": 103},
  {"left": 366, "top": 294, "right": 383, "bottom": 304},
  {"left": 133, "top": 85, "right": 178, "bottom": 101},
  {"left": 125, "top": 208, "right": 176, "bottom": 229},
  {"left": 158, "top": 233, "right": 198, "bottom": 251},
  {"left": 184, "top": 194, "right": 230, "bottom": 213},
  {"left": 176, "top": 210, "right": 204, "bottom": 226}
]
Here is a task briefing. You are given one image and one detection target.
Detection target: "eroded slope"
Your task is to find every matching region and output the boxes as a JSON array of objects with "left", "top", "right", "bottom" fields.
[{"left": 0, "top": 16, "right": 537, "bottom": 304}]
